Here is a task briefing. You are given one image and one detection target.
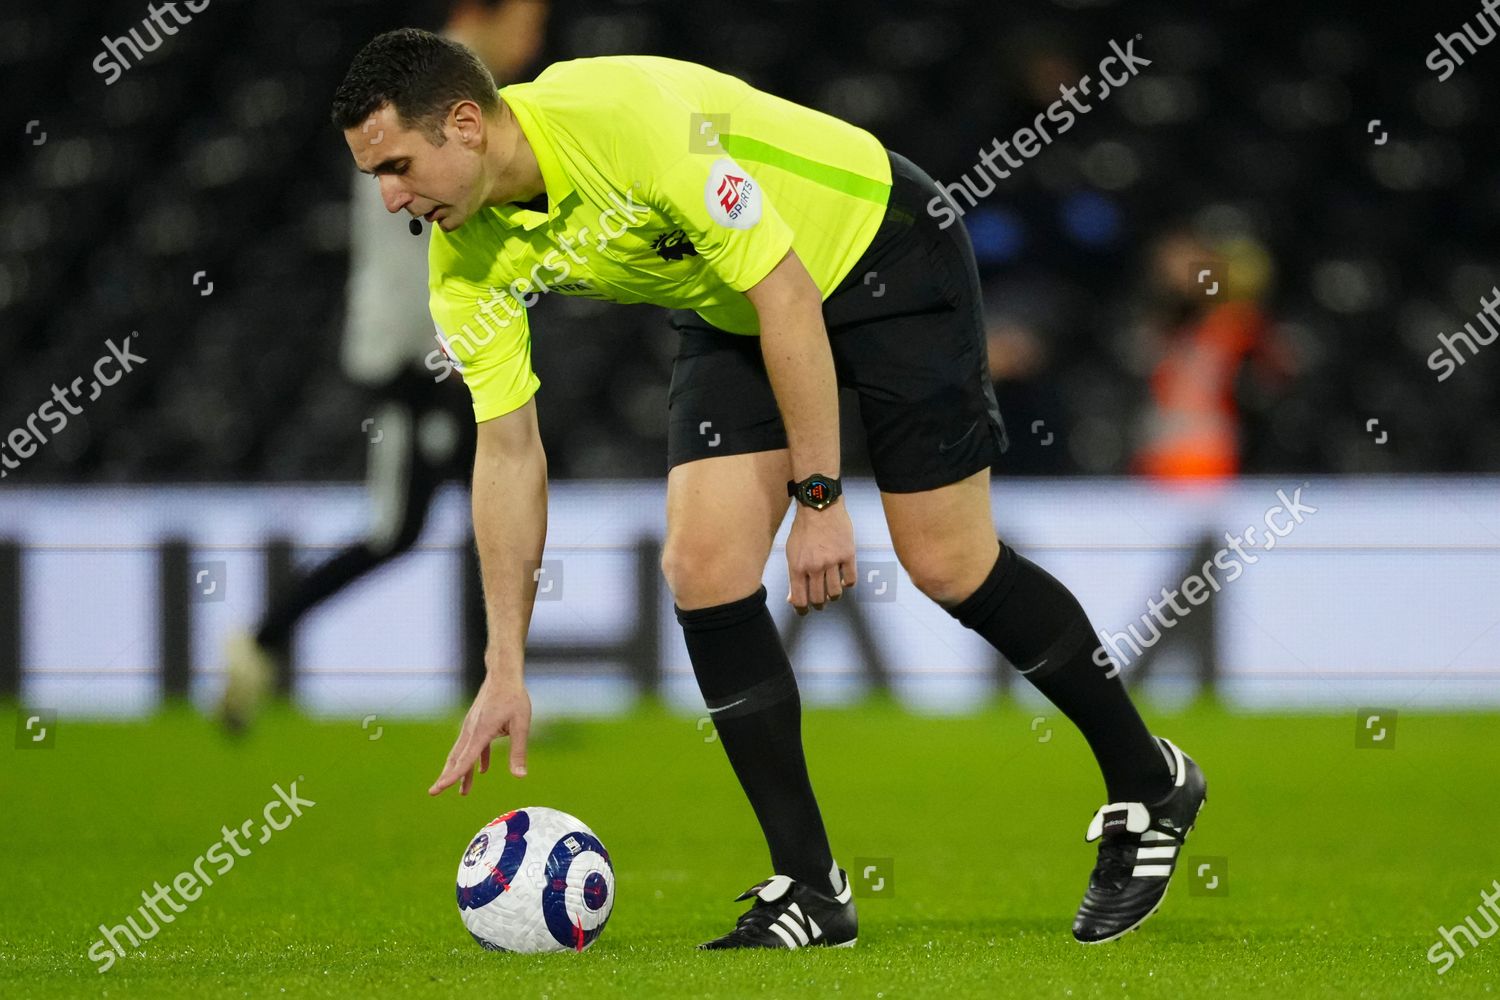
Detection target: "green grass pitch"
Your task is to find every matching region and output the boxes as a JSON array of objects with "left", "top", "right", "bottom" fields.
[{"left": 4, "top": 700, "right": 1497, "bottom": 998}]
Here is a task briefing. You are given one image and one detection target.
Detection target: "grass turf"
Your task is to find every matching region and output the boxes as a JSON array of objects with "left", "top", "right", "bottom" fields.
[{"left": 3, "top": 700, "right": 1496, "bottom": 998}]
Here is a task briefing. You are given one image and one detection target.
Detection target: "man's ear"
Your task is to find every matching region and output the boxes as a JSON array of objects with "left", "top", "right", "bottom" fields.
[{"left": 450, "top": 100, "right": 485, "bottom": 146}]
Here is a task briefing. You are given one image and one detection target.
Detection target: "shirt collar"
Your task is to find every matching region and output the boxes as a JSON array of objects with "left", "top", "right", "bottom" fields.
[{"left": 494, "top": 87, "right": 574, "bottom": 232}]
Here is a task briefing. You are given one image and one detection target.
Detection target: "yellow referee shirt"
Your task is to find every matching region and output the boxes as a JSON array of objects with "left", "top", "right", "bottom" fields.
[{"left": 428, "top": 55, "right": 892, "bottom": 422}]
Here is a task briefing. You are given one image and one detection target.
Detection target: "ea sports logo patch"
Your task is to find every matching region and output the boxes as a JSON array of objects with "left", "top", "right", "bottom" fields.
[{"left": 705, "top": 157, "right": 762, "bottom": 230}]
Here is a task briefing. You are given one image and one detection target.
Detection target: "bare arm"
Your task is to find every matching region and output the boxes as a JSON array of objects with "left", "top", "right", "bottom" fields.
[
  {"left": 429, "top": 396, "right": 547, "bottom": 795},
  {"left": 745, "top": 249, "right": 857, "bottom": 613},
  {"left": 472, "top": 396, "right": 548, "bottom": 682},
  {"left": 746, "top": 249, "right": 842, "bottom": 481}
]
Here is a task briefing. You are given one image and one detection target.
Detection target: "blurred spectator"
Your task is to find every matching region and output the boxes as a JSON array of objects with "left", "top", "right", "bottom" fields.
[{"left": 1123, "top": 229, "right": 1295, "bottom": 482}]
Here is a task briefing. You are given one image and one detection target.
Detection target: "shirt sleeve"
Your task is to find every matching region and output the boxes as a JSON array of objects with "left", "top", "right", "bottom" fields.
[
  {"left": 428, "top": 274, "right": 541, "bottom": 423},
  {"left": 648, "top": 152, "right": 795, "bottom": 293}
]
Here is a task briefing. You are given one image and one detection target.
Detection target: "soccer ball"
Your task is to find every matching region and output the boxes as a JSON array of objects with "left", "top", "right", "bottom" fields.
[{"left": 455, "top": 806, "right": 615, "bottom": 953}]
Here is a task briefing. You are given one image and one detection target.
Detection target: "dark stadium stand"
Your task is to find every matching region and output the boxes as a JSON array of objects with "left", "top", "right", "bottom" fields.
[{"left": 3, "top": 0, "right": 1497, "bottom": 482}]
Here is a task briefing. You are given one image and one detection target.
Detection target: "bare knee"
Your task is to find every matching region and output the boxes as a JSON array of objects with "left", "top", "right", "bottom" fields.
[
  {"left": 661, "top": 536, "right": 768, "bottom": 611},
  {"left": 895, "top": 537, "right": 1001, "bottom": 608}
]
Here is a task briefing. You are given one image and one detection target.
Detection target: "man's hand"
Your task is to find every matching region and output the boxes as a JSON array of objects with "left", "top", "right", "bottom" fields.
[
  {"left": 429, "top": 676, "right": 531, "bottom": 796},
  {"left": 786, "top": 502, "right": 857, "bottom": 615}
]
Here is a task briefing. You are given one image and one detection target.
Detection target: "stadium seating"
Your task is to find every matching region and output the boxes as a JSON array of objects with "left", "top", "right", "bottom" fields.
[{"left": 3, "top": 0, "right": 1496, "bottom": 482}]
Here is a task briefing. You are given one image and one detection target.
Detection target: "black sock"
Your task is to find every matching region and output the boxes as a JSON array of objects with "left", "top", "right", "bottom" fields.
[
  {"left": 677, "top": 585, "right": 837, "bottom": 890},
  {"left": 946, "top": 543, "right": 1172, "bottom": 803}
]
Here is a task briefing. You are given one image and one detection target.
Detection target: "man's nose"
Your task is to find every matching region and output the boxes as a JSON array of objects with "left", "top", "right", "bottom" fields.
[{"left": 379, "top": 176, "right": 411, "bottom": 214}]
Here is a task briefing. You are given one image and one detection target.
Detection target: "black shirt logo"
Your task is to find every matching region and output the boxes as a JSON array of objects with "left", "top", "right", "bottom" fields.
[{"left": 651, "top": 229, "right": 698, "bottom": 261}]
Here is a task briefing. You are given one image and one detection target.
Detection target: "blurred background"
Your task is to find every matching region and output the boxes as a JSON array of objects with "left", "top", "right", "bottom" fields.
[{"left": 2, "top": 0, "right": 1498, "bottom": 720}]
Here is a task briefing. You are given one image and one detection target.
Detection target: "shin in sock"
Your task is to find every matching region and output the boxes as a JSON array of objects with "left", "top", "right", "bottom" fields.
[
  {"left": 946, "top": 544, "right": 1173, "bottom": 803},
  {"left": 676, "top": 584, "right": 838, "bottom": 889}
]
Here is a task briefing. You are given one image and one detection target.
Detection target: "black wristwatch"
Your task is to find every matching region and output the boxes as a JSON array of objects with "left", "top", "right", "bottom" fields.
[{"left": 787, "top": 474, "right": 843, "bottom": 510}]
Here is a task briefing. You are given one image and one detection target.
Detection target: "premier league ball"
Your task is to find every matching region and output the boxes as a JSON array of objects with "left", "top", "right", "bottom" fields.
[{"left": 456, "top": 806, "right": 615, "bottom": 953}]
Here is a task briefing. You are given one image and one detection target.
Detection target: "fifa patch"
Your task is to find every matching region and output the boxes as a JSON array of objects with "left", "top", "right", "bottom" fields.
[{"left": 705, "top": 157, "right": 762, "bottom": 230}]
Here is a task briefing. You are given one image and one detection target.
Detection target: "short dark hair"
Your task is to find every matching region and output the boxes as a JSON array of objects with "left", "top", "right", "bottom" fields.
[{"left": 331, "top": 28, "right": 499, "bottom": 145}]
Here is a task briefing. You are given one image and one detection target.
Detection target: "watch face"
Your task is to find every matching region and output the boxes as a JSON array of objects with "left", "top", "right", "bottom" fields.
[{"left": 801, "top": 477, "right": 838, "bottom": 508}]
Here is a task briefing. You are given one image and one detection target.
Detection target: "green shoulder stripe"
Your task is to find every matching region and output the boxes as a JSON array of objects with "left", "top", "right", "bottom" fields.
[{"left": 718, "top": 134, "right": 890, "bottom": 205}]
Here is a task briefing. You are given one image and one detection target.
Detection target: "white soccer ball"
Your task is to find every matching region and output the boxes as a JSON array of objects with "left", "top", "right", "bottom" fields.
[{"left": 456, "top": 806, "right": 615, "bottom": 953}]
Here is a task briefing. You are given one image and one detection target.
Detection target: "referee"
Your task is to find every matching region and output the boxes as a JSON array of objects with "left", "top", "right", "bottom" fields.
[{"left": 332, "top": 30, "right": 1208, "bottom": 949}]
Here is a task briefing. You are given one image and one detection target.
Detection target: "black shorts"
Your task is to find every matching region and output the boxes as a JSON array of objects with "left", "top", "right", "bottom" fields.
[{"left": 665, "top": 148, "right": 1008, "bottom": 493}]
